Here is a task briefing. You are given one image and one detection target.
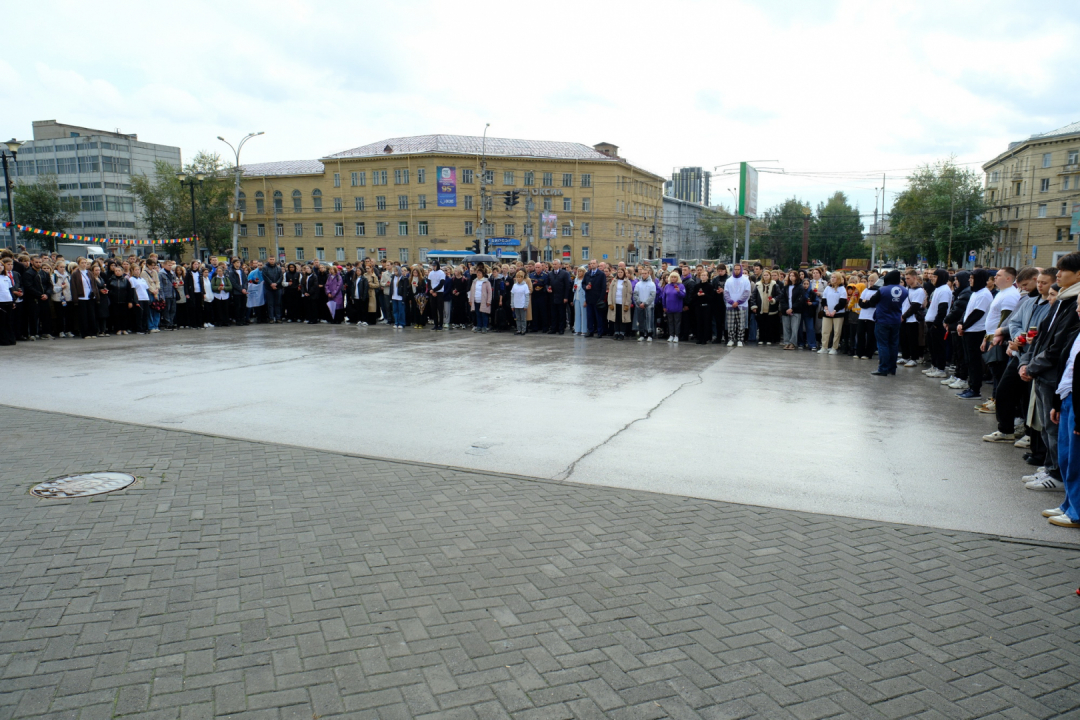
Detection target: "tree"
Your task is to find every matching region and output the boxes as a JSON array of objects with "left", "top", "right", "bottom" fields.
[
  {"left": 809, "top": 191, "right": 867, "bottom": 268},
  {"left": 754, "top": 198, "right": 812, "bottom": 269},
  {"left": 888, "top": 158, "right": 995, "bottom": 266},
  {"left": 12, "top": 175, "right": 76, "bottom": 252},
  {"left": 699, "top": 206, "right": 767, "bottom": 263},
  {"left": 130, "top": 160, "right": 188, "bottom": 259}
]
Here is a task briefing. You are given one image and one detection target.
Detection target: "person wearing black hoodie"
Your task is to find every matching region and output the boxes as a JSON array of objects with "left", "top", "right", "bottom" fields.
[
  {"left": 861, "top": 269, "right": 908, "bottom": 376},
  {"left": 957, "top": 268, "right": 994, "bottom": 400},
  {"left": 942, "top": 270, "right": 972, "bottom": 389},
  {"left": 924, "top": 269, "right": 953, "bottom": 377}
]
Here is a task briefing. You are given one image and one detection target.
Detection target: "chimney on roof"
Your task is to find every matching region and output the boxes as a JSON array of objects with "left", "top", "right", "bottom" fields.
[
  {"left": 384, "top": 144, "right": 393, "bottom": 154},
  {"left": 594, "top": 142, "right": 619, "bottom": 158}
]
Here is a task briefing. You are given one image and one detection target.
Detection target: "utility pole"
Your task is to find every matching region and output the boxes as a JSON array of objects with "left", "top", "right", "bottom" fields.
[
  {"left": 218, "top": 132, "right": 264, "bottom": 259},
  {"left": 477, "top": 123, "right": 490, "bottom": 255},
  {"left": 801, "top": 207, "right": 811, "bottom": 265},
  {"left": 872, "top": 188, "right": 879, "bottom": 269}
]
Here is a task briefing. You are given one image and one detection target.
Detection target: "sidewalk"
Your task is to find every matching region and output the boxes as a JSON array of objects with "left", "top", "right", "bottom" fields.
[{"left": 1, "top": 407, "right": 1079, "bottom": 720}]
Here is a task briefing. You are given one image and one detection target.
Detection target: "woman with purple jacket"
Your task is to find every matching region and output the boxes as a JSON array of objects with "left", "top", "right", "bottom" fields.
[
  {"left": 325, "top": 265, "right": 345, "bottom": 324},
  {"left": 660, "top": 272, "right": 687, "bottom": 344}
]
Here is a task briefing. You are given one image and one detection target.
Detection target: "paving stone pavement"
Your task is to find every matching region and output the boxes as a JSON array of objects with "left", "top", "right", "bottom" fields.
[{"left": 1, "top": 407, "right": 1080, "bottom": 720}]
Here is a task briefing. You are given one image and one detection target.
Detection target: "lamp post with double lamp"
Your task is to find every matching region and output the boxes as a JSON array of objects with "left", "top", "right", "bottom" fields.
[
  {"left": 218, "top": 132, "right": 264, "bottom": 258},
  {"left": 177, "top": 172, "right": 205, "bottom": 261},
  {"left": 727, "top": 188, "right": 739, "bottom": 265},
  {"left": 1, "top": 138, "right": 24, "bottom": 250}
]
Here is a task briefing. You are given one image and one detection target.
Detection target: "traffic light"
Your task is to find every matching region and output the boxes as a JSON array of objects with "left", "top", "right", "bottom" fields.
[
  {"left": 502, "top": 191, "right": 513, "bottom": 210},
  {"left": 472, "top": 239, "right": 480, "bottom": 253},
  {"left": 509, "top": 190, "right": 520, "bottom": 208}
]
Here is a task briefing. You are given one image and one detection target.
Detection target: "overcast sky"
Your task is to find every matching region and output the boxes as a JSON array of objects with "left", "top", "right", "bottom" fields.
[{"left": 3, "top": 0, "right": 1076, "bottom": 229}]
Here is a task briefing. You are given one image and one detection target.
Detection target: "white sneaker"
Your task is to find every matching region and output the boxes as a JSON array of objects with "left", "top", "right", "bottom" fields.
[
  {"left": 638, "top": 336, "right": 644, "bottom": 342},
  {"left": 150, "top": 328, "right": 160, "bottom": 333},
  {"left": 1042, "top": 508, "right": 1065, "bottom": 518},
  {"left": 647, "top": 337, "right": 653, "bottom": 342},
  {"left": 948, "top": 379, "right": 969, "bottom": 390},
  {"left": 817, "top": 348, "right": 827, "bottom": 354},
  {"left": 828, "top": 349, "right": 837, "bottom": 355},
  {"left": 941, "top": 376, "right": 957, "bottom": 385},
  {"left": 927, "top": 370, "right": 948, "bottom": 378},
  {"left": 1026, "top": 476, "right": 1064, "bottom": 491},
  {"left": 667, "top": 336, "right": 673, "bottom": 343},
  {"left": 1014, "top": 435, "right": 1031, "bottom": 449},
  {"left": 982, "top": 431, "right": 1015, "bottom": 443},
  {"left": 727, "top": 340, "right": 734, "bottom": 347},
  {"left": 673, "top": 337, "right": 679, "bottom": 343},
  {"left": 1022, "top": 468, "right": 1049, "bottom": 483},
  {"left": 737, "top": 341, "right": 743, "bottom": 347}
]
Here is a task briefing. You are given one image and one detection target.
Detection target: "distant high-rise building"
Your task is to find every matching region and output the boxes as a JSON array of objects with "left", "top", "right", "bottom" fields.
[{"left": 670, "top": 167, "right": 711, "bottom": 206}]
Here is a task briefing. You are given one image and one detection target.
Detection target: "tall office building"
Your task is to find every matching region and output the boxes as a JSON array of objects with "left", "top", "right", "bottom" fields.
[
  {"left": 2, "top": 120, "right": 182, "bottom": 243},
  {"left": 670, "top": 166, "right": 711, "bottom": 206}
]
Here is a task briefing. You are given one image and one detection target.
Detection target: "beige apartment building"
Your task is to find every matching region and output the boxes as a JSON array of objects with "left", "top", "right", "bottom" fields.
[
  {"left": 235, "top": 135, "right": 665, "bottom": 267},
  {"left": 982, "top": 120, "right": 1080, "bottom": 268}
]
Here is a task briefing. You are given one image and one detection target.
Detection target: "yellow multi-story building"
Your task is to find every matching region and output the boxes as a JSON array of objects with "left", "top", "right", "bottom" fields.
[
  {"left": 235, "top": 135, "right": 665, "bottom": 267},
  {"left": 982, "top": 121, "right": 1080, "bottom": 268}
]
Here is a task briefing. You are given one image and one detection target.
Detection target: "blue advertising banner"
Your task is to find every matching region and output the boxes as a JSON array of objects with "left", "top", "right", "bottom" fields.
[{"left": 437, "top": 166, "right": 457, "bottom": 207}]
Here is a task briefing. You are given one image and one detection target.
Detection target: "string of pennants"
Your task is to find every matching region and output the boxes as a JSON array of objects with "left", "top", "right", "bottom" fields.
[{"left": 2, "top": 222, "right": 197, "bottom": 246}]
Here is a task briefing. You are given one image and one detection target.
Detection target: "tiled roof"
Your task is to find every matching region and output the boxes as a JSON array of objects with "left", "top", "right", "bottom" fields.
[
  {"left": 1029, "top": 120, "right": 1080, "bottom": 140},
  {"left": 324, "top": 135, "right": 618, "bottom": 162},
  {"left": 240, "top": 159, "right": 325, "bottom": 176}
]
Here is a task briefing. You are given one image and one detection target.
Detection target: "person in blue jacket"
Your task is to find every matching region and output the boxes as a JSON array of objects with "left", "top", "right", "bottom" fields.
[{"left": 861, "top": 270, "right": 908, "bottom": 376}]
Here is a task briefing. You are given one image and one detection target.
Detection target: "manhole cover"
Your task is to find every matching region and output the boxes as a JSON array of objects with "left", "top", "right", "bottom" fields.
[{"left": 31, "top": 472, "right": 136, "bottom": 499}]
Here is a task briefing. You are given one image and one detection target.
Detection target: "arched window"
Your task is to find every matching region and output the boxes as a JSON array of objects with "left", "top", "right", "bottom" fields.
[
  {"left": 292, "top": 189, "right": 301, "bottom": 212},
  {"left": 254, "top": 190, "right": 264, "bottom": 214},
  {"left": 273, "top": 190, "right": 282, "bottom": 213},
  {"left": 312, "top": 188, "right": 323, "bottom": 212},
  {"left": 237, "top": 191, "right": 246, "bottom": 213}
]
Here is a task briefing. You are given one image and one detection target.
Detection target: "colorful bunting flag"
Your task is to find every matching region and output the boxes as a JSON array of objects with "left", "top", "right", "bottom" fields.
[{"left": 2, "top": 221, "right": 197, "bottom": 246}]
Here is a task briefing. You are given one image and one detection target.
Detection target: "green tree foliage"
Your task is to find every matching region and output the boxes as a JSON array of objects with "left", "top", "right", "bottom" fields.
[
  {"left": 809, "top": 191, "right": 867, "bottom": 268},
  {"left": 130, "top": 150, "right": 234, "bottom": 259},
  {"left": 699, "top": 206, "right": 766, "bottom": 263},
  {"left": 12, "top": 175, "right": 76, "bottom": 252},
  {"left": 754, "top": 198, "right": 813, "bottom": 269},
  {"left": 888, "top": 159, "right": 994, "bottom": 265}
]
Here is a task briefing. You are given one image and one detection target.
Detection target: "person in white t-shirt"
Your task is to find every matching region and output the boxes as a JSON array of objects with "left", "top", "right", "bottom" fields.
[
  {"left": 980, "top": 267, "right": 1022, "bottom": 406},
  {"left": 899, "top": 269, "right": 927, "bottom": 367},
  {"left": 129, "top": 269, "right": 151, "bottom": 334},
  {"left": 923, "top": 269, "right": 953, "bottom": 377},
  {"left": 957, "top": 268, "right": 995, "bottom": 400},
  {"left": 856, "top": 273, "right": 879, "bottom": 359}
]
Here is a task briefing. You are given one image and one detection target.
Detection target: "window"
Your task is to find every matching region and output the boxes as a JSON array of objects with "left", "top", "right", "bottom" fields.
[
  {"left": 483, "top": 170, "right": 494, "bottom": 185},
  {"left": 378, "top": 248, "right": 387, "bottom": 261},
  {"left": 399, "top": 248, "right": 409, "bottom": 263},
  {"left": 356, "top": 247, "right": 366, "bottom": 262},
  {"left": 77, "top": 156, "right": 99, "bottom": 173},
  {"left": 543, "top": 197, "right": 552, "bottom": 211},
  {"left": 1041, "top": 178, "right": 1051, "bottom": 192},
  {"left": 581, "top": 222, "right": 590, "bottom": 237},
  {"left": 294, "top": 223, "right": 303, "bottom": 236},
  {"left": 335, "top": 222, "right": 344, "bottom": 236},
  {"left": 582, "top": 198, "right": 591, "bottom": 212},
  {"left": 273, "top": 191, "right": 283, "bottom": 213},
  {"left": 483, "top": 196, "right": 493, "bottom": 211},
  {"left": 358, "top": 171, "right": 368, "bottom": 186},
  {"left": 241, "top": 247, "right": 249, "bottom": 261},
  {"left": 1038, "top": 204, "right": 1047, "bottom": 218},
  {"left": 398, "top": 195, "right": 409, "bottom": 210},
  {"left": 1069, "top": 150, "right": 1079, "bottom": 165},
  {"left": 1015, "top": 181, "right": 1022, "bottom": 195},
  {"left": 398, "top": 221, "right": 408, "bottom": 236},
  {"left": 376, "top": 196, "right": 386, "bottom": 210},
  {"left": 562, "top": 224, "right": 572, "bottom": 237},
  {"left": 465, "top": 221, "right": 474, "bottom": 235},
  {"left": 581, "top": 173, "right": 592, "bottom": 188},
  {"left": 504, "top": 223, "right": 515, "bottom": 236},
  {"left": 419, "top": 248, "right": 430, "bottom": 262},
  {"left": 316, "top": 247, "right": 325, "bottom": 260},
  {"left": 296, "top": 247, "right": 305, "bottom": 261},
  {"left": 276, "top": 223, "right": 284, "bottom": 237},
  {"left": 462, "top": 169, "right": 474, "bottom": 184},
  {"left": 524, "top": 171, "right": 534, "bottom": 187},
  {"left": 524, "top": 222, "right": 533, "bottom": 237},
  {"left": 351, "top": 172, "right": 359, "bottom": 186},
  {"left": 394, "top": 169, "right": 410, "bottom": 185},
  {"left": 581, "top": 246, "right": 589, "bottom": 260},
  {"left": 240, "top": 224, "right": 248, "bottom": 237},
  {"left": 1059, "top": 228, "right": 1068, "bottom": 242},
  {"left": 1062, "top": 203, "right": 1069, "bottom": 217},
  {"left": 484, "top": 222, "right": 494, "bottom": 236},
  {"left": 562, "top": 173, "right": 573, "bottom": 187},
  {"left": 417, "top": 168, "right": 426, "bottom": 184},
  {"left": 336, "top": 247, "right": 345, "bottom": 261},
  {"left": 255, "top": 191, "right": 265, "bottom": 214},
  {"left": 334, "top": 172, "right": 341, "bottom": 187},
  {"left": 355, "top": 197, "right": 365, "bottom": 211},
  {"left": 373, "top": 170, "right": 387, "bottom": 185},
  {"left": 418, "top": 194, "right": 427, "bottom": 209},
  {"left": 292, "top": 189, "right": 302, "bottom": 211},
  {"left": 464, "top": 195, "right": 473, "bottom": 210},
  {"left": 376, "top": 222, "right": 387, "bottom": 236},
  {"left": 103, "top": 155, "right": 132, "bottom": 174},
  {"left": 418, "top": 221, "right": 428, "bottom": 236},
  {"left": 257, "top": 223, "right": 266, "bottom": 236},
  {"left": 562, "top": 245, "right": 571, "bottom": 259},
  {"left": 334, "top": 197, "right": 343, "bottom": 212},
  {"left": 56, "top": 156, "right": 77, "bottom": 174},
  {"left": 1043, "top": 153, "right": 1053, "bottom": 168},
  {"left": 312, "top": 189, "right": 323, "bottom": 211},
  {"left": 503, "top": 171, "right": 514, "bottom": 185},
  {"left": 543, "top": 172, "right": 553, "bottom": 187},
  {"left": 258, "top": 247, "right": 268, "bottom": 261},
  {"left": 355, "top": 222, "right": 365, "bottom": 235},
  {"left": 563, "top": 197, "right": 572, "bottom": 212},
  {"left": 315, "top": 222, "right": 324, "bottom": 236},
  {"left": 1065, "top": 177, "right": 1071, "bottom": 191},
  {"left": 105, "top": 196, "right": 134, "bottom": 212}
]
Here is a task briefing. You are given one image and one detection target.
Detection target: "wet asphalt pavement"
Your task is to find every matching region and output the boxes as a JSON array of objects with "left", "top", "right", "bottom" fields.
[{"left": 2, "top": 321, "right": 1066, "bottom": 542}]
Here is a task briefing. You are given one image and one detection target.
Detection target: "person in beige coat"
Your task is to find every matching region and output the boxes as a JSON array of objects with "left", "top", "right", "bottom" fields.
[
  {"left": 468, "top": 265, "right": 493, "bottom": 332},
  {"left": 606, "top": 267, "right": 633, "bottom": 339}
]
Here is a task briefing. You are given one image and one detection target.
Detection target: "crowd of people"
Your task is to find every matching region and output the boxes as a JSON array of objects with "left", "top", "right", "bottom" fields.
[{"left": 2, "top": 245, "right": 1079, "bottom": 530}]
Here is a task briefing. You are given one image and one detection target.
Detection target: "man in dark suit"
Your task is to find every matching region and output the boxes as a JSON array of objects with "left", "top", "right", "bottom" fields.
[
  {"left": 548, "top": 259, "right": 572, "bottom": 334},
  {"left": 583, "top": 259, "right": 606, "bottom": 337},
  {"left": 227, "top": 258, "right": 247, "bottom": 325},
  {"left": 22, "top": 256, "right": 51, "bottom": 339},
  {"left": 529, "top": 262, "right": 549, "bottom": 333}
]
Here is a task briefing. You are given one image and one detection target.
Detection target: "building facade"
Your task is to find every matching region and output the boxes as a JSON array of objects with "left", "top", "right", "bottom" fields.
[
  {"left": 662, "top": 196, "right": 709, "bottom": 261},
  {"left": 667, "top": 166, "right": 711, "bottom": 206},
  {"left": 982, "top": 120, "right": 1080, "bottom": 269},
  {"left": 235, "top": 135, "right": 664, "bottom": 267},
  {"left": 1, "top": 120, "right": 182, "bottom": 244}
]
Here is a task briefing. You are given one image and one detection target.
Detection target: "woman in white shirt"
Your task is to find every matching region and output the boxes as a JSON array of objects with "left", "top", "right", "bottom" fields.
[
  {"left": 128, "top": 265, "right": 151, "bottom": 334},
  {"left": 857, "top": 273, "right": 879, "bottom": 360},
  {"left": 510, "top": 270, "right": 530, "bottom": 336},
  {"left": 819, "top": 272, "right": 848, "bottom": 355},
  {"left": 606, "top": 267, "right": 633, "bottom": 340},
  {"left": 468, "top": 266, "right": 492, "bottom": 333},
  {"left": 0, "top": 259, "right": 16, "bottom": 345}
]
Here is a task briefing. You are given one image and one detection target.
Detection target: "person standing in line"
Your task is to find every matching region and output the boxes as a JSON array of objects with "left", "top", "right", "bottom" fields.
[
  {"left": 956, "top": 269, "right": 995, "bottom": 399},
  {"left": 158, "top": 260, "right": 178, "bottom": 330},
  {"left": 262, "top": 256, "right": 284, "bottom": 323},
  {"left": 283, "top": 263, "right": 301, "bottom": 322},
  {"left": 91, "top": 263, "right": 109, "bottom": 337},
  {"left": 923, "top": 270, "right": 953, "bottom": 378},
  {"left": 633, "top": 265, "right": 657, "bottom": 342},
  {"left": 606, "top": 266, "right": 633, "bottom": 340},
  {"left": 49, "top": 260, "right": 71, "bottom": 338},
  {"left": 979, "top": 267, "right": 1022, "bottom": 409},
  {"left": 857, "top": 272, "right": 879, "bottom": 360},
  {"left": 573, "top": 267, "right": 588, "bottom": 335},
  {"left": 69, "top": 257, "right": 97, "bottom": 338},
  {"left": 210, "top": 267, "right": 233, "bottom": 328},
  {"left": 184, "top": 260, "right": 205, "bottom": 329},
  {"left": 709, "top": 264, "right": 729, "bottom": 343},
  {"left": 469, "top": 265, "right": 492, "bottom": 333},
  {"left": 898, "top": 269, "right": 927, "bottom": 366},
  {"left": 0, "top": 259, "right": 17, "bottom": 345},
  {"left": 582, "top": 259, "right": 607, "bottom": 338},
  {"left": 426, "top": 261, "right": 446, "bottom": 330},
  {"left": 141, "top": 259, "right": 161, "bottom": 332},
  {"left": 862, "top": 270, "right": 908, "bottom": 376},
  {"left": 129, "top": 267, "right": 151, "bottom": 334},
  {"left": 661, "top": 272, "right": 686, "bottom": 343},
  {"left": 379, "top": 261, "right": 394, "bottom": 325},
  {"left": 409, "top": 265, "right": 429, "bottom": 329},
  {"left": 819, "top": 271, "right": 848, "bottom": 355},
  {"left": 689, "top": 266, "right": 713, "bottom": 345},
  {"left": 511, "top": 270, "right": 530, "bottom": 335},
  {"left": 724, "top": 263, "right": 751, "bottom": 347},
  {"left": 778, "top": 270, "right": 803, "bottom": 350},
  {"left": 21, "top": 255, "right": 50, "bottom": 341},
  {"left": 390, "top": 265, "right": 408, "bottom": 329},
  {"left": 325, "top": 264, "right": 344, "bottom": 324},
  {"left": 942, "top": 271, "right": 972, "bottom": 389},
  {"left": 548, "top": 259, "right": 572, "bottom": 335}
]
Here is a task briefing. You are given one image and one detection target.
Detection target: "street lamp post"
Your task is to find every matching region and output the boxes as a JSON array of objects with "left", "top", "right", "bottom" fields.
[
  {"left": 218, "top": 132, "right": 264, "bottom": 258},
  {"left": 177, "top": 172, "right": 206, "bottom": 260},
  {"left": 727, "top": 188, "right": 739, "bottom": 264},
  {"left": 1, "top": 138, "right": 24, "bottom": 250}
]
